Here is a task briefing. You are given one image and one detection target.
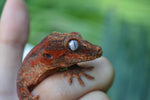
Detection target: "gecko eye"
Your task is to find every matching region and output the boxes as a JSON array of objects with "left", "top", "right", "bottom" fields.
[
  {"left": 68, "top": 40, "right": 79, "bottom": 51},
  {"left": 43, "top": 53, "right": 52, "bottom": 58}
]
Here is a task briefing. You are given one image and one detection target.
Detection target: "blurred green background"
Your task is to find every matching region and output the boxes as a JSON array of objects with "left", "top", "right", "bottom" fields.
[{"left": 0, "top": 0, "right": 150, "bottom": 100}]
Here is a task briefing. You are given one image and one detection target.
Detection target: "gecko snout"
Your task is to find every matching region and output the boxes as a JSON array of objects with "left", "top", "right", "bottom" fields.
[
  {"left": 94, "top": 46, "right": 101, "bottom": 52},
  {"left": 95, "top": 46, "right": 103, "bottom": 57},
  {"left": 96, "top": 46, "right": 101, "bottom": 51}
]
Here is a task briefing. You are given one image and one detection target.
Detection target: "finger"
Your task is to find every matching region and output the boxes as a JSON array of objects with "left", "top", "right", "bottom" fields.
[
  {"left": 0, "top": 0, "right": 29, "bottom": 45},
  {"left": 32, "top": 57, "right": 114, "bottom": 100},
  {"left": 79, "top": 91, "right": 110, "bottom": 100},
  {"left": 0, "top": 0, "right": 29, "bottom": 99}
]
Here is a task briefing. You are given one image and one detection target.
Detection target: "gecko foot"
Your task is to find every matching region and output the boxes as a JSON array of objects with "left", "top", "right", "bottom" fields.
[
  {"left": 31, "top": 95, "right": 39, "bottom": 100},
  {"left": 64, "top": 64, "right": 94, "bottom": 86}
]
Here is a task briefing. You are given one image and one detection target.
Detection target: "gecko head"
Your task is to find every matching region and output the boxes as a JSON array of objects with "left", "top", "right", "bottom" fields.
[{"left": 39, "top": 32, "right": 102, "bottom": 68}]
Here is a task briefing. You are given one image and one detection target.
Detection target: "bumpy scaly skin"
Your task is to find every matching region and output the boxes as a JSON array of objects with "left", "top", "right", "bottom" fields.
[{"left": 17, "top": 32, "right": 102, "bottom": 100}]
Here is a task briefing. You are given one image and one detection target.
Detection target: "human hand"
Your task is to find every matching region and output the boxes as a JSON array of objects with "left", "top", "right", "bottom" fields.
[{"left": 0, "top": 0, "right": 114, "bottom": 100}]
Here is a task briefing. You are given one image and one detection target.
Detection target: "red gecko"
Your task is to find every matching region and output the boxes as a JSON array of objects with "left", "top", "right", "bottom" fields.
[{"left": 17, "top": 32, "right": 102, "bottom": 100}]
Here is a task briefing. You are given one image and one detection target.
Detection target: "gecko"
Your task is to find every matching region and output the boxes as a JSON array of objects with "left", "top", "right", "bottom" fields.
[{"left": 17, "top": 32, "right": 103, "bottom": 100}]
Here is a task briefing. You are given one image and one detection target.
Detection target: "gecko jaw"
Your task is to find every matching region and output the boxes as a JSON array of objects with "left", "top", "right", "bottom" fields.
[{"left": 79, "top": 49, "right": 102, "bottom": 61}]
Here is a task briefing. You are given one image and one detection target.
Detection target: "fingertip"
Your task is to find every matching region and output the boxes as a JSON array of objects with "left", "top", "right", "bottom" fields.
[
  {"left": 0, "top": 0, "right": 29, "bottom": 46},
  {"left": 79, "top": 91, "right": 110, "bottom": 100}
]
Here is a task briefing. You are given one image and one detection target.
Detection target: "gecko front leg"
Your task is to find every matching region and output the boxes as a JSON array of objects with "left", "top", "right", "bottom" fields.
[{"left": 64, "top": 64, "right": 94, "bottom": 86}]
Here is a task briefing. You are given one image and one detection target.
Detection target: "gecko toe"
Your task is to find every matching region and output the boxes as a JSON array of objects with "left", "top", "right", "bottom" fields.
[
  {"left": 80, "top": 72, "right": 94, "bottom": 80},
  {"left": 81, "top": 66, "right": 94, "bottom": 71},
  {"left": 76, "top": 75, "right": 85, "bottom": 86},
  {"left": 32, "top": 95, "right": 39, "bottom": 100},
  {"left": 68, "top": 74, "right": 73, "bottom": 85}
]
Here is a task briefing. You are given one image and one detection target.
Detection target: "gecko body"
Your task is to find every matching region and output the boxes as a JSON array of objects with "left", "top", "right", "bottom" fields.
[{"left": 17, "top": 32, "right": 102, "bottom": 100}]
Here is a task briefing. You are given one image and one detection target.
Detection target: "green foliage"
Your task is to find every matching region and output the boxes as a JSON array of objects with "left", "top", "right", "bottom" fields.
[
  {"left": 26, "top": 0, "right": 103, "bottom": 44},
  {"left": 99, "top": 0, "right": 150, "bottom": 27}
]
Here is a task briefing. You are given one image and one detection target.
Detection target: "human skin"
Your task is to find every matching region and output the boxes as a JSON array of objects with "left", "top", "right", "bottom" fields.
[{"left": 0, "top": 0, "right": 114, "bottom": 100}]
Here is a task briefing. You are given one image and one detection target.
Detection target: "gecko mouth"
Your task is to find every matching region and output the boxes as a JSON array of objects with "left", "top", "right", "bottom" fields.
[
  {"left": 57, "top": 49, "right": 102, "bottom": 70},
  {"left": 79, "top": 49, "right": 102, "bottom": 61}
]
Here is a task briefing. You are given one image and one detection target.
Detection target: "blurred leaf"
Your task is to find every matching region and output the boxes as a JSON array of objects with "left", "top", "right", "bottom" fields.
[
  {"left": 0, "top": 0, "right": 5, "bottom": 17},
  {"left": 26, "top": 0, "right": 104, "bottom": 45}
]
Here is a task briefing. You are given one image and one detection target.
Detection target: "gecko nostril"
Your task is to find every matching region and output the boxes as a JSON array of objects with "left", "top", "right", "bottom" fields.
[
  {"left": 96, "top": 46, "right": 101, "bottom": 52},
  {"left": 96, "top": 46, "right": 103, "bottom": 56}
]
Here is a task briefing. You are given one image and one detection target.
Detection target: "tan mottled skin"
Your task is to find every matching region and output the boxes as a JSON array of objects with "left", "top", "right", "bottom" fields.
[{"left": 17, "top": 32, "right": 102, "bottom": 100}]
